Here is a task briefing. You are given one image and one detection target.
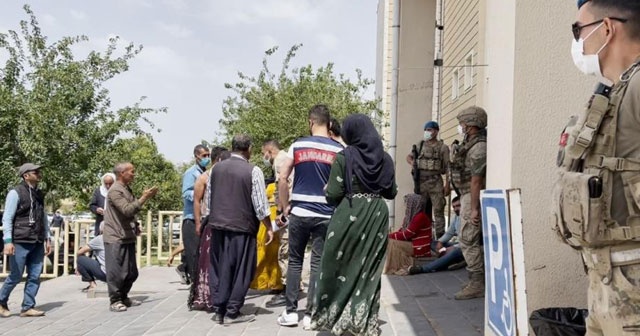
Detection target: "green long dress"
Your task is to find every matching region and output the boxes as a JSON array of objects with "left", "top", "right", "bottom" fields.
[{"left": 310, "top": 152, "right": 397, "bottom": 336}]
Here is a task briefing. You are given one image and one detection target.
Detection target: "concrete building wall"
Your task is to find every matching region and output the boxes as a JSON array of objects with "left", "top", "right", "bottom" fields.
[
  {"left": 510, "top": 1, "right": 591, "bottom": 313},
  {"left": 393, "top": 0, "right": 437, "bottom": 228},
  {"left": 483, "top": 1, "right": 591, "bottom": 333}
]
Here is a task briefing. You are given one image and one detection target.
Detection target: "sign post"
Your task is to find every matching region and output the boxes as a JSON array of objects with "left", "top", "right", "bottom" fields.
[{"left": 481, "top": 189, "right": 527, "bottom": 336}]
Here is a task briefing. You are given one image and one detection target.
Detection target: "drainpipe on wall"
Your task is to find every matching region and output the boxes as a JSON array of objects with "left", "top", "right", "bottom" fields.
[{"left": 388, "top": 0, "right": 401, "bottom": 228}]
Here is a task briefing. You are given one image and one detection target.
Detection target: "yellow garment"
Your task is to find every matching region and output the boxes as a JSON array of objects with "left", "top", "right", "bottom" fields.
[{"left": 250, "top": 182, "right": 283, "bottom": 290}]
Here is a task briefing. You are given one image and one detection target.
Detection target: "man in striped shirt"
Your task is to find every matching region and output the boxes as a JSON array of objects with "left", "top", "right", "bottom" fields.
[{"left": 276, "top": 105, "right": 344, "bottom": 329}]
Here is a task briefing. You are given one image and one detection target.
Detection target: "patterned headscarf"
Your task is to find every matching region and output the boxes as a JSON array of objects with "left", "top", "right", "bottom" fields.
[{"left": 402, "top": 194, "right": 424, "bottom": 230}]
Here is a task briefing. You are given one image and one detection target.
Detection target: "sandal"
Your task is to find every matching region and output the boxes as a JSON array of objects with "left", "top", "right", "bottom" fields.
[
  {"left": 109, "top": 301, "right": 127, "bottom": 312},
  {"left": 81, "top": 285, "right": 91, "bottom": 293}
]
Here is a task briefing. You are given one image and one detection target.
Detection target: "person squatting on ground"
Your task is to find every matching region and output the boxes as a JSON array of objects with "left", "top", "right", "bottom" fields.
[
  {"left": 76, "top": 222, "right": 107, "bottom": 292},
  {"left": 0, "top": 163, "right": 52, "bottom": 318},
  {"left": 103, "top": 162, "right": 158, "bottom": 312},
  {"left": 552, "top": 1, "right": 640, "bottom": 334}
]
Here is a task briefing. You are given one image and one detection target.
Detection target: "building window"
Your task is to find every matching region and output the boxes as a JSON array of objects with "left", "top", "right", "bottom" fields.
[
  {"left": 464, "top": 52, "right": 474, "bottom": 91},
  {"left": 452, "top": 69, "right": 460, "bottom": 100}
]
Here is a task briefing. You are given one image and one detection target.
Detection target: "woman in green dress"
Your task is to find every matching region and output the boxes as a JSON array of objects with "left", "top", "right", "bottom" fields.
[{"left": 310, "top": 113, "right": 397, "bottom": 336}]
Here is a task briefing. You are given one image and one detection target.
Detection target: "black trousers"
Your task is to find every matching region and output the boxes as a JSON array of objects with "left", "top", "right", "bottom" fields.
[
  {"left": 104, "top": 242, "right": 138, "bottom": 304},
  {"left": 209, "top": 229, "right": 256, "bottom": 318},
  {"left": 181, "top": 219, "right": 199, "bottom": 282},
  {"left": 77, "top": 255, "right": 106, "bottom": 282}
]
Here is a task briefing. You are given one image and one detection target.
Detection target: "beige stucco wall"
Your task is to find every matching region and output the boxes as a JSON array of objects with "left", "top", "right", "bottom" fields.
[
  {"left": 393, "top": 0, "right": 437, "bottom": 228},
  {"left": 484, "top": 0, "right": 594, "bottom": 330},
  {"left": 439, "top": 0, "right": 484, "bottom": 144}
]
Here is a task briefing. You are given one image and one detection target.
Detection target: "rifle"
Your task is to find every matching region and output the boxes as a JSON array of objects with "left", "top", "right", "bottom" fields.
[
  {"left": 449, "top": 140, "right": 462, "bottom": 197},
  {"left": 412, "top": 144, "right": 421, "bottom": 194}
]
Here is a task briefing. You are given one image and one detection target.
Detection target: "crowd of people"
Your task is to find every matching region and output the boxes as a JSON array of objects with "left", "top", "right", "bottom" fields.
[{"left": 0, "top": 103, "right": 486, "bottom": 336}]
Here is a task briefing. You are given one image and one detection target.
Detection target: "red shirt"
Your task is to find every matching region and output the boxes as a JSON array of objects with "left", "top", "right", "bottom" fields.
[{"left": 388, "top": 212, "right": 433, "bottom": 257}]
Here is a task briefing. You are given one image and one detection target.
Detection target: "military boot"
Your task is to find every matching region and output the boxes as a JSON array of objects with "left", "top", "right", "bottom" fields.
[{"left": 454, "top": 272, "right": 485, "bottom": 300}]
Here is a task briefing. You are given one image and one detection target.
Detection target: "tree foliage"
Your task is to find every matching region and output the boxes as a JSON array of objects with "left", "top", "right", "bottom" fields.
[
  {"left": 219, "top": 44, "right": 380, "bottom": 162},
  {"left": 0, "top": 5, "right": 169, "bottom": 207}
]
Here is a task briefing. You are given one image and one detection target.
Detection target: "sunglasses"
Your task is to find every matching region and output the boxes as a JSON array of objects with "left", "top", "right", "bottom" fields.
[{"left": 572, "top": 17, "right": 627, "bottom": 41}]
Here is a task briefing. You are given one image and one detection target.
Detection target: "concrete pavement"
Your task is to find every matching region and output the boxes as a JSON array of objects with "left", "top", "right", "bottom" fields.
[{"left": 0, "top": 266, "right": 483, "bottom": 335}]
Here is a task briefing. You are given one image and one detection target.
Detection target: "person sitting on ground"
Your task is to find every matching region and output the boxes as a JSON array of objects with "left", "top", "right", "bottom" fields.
[
  {"left": 408, "top": 196, "right": 465, "bottom": 275},
  {"left": 384, "top": 194, "right": 433, "bottom": 275},
  {"left": 76, "top": 222, "right": 107, "bottom": 292}
]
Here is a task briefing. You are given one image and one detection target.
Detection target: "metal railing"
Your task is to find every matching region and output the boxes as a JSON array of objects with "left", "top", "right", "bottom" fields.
[{"left": 0, "top": 210, "right": 185, "bottom": 278}]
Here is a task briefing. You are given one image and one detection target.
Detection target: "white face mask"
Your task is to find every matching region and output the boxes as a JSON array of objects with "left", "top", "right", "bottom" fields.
[
  {"left": 571, "top": 22, "right": 611, "bottom": 85},
  {"left": 423, "top": 131, "right": 432, "bottom": 141},
  {"left": 457, "top": 125, "right": 465, "bottom": 136}
]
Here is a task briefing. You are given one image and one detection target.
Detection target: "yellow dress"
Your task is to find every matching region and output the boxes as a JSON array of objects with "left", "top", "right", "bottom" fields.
[{"left": 250, "top": 182, "right": 283, "bottom": 290}]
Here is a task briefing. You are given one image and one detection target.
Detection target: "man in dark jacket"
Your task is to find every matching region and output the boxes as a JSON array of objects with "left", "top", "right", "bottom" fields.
[{"left": 0, "top": 163, "right": 51, "bottom": 318}]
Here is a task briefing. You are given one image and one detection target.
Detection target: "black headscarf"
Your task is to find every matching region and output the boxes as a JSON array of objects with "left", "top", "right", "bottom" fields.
[{"left": 341, "top": 114, "right": 395, "bottom": 198}]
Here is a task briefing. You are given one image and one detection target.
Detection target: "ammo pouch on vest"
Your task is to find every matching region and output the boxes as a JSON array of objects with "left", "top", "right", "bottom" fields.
[
  {"left": 552, "top": 71, "right": 640, "bottom": 248},
  {"left": 553, "top": 172, "right": 606, "bottom": 247},
  {"left": 417, "top": 141, "right": 443, "bottom": 172}
]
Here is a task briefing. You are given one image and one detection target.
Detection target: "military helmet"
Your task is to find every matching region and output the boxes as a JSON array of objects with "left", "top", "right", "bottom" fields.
[{"left": 456, "top": 106, "right": 487, "bottom": 129}]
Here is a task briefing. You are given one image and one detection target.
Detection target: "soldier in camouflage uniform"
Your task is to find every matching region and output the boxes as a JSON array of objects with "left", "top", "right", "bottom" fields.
[
  {"left": 450, "top": 107, "right": 487, "bottom": 300},
  {"left": 406, "top": 121, "right": 449, "bottom": 238},
  {"left": 550, "top": 1, "right": 640, "bottom": 334}
]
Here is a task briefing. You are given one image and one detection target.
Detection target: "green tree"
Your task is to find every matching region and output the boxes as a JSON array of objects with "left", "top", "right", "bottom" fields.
[
  {"left": 0, "top": 5, "right": 165, "bottom": 205},
  {"left": 219, "top": 44, "right": 380, "bottom": 162},
  {"left": 103, "top": 135, "right": 182, "bottom": 212}
]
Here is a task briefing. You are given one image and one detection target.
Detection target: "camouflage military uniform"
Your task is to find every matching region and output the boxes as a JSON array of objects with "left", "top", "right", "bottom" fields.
[
  {"left": 450, "top": 106, "right": 487, "bottom": 300},
  {"left": 552, "top": 61, "right": 640, "bottom": 334},
  {"left": 415, "top": 140, "right": 449, "bottom": 237}
]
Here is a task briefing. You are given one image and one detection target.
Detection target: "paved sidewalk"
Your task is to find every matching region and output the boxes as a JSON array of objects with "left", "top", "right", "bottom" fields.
[{"left": 0, "top": 266, "right": 483, "bottom": 335}]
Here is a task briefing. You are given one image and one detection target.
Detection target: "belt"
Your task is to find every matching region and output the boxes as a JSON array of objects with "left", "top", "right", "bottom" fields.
[
  {"left": 611, "top": 247, "right": 640, "bottom": 266},
  {"left": 584, "top": 247, "right": 640, "bottom": 268},
  {"left": 350, "top": 193, "right": 381, "bottom": 199}
]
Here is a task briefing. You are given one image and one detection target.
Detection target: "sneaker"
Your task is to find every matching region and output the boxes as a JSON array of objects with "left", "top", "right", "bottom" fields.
[
  {"left": 123, "top": 298, "right": 141, "bottom": 307},
  {"left": 302, "top": 315, "right": 311, "bottom": 330},
  {"left": 408, "top": 266, "right": 422, "bottom": 275},
  {"left": 277, "top": 310, "right": 299, "bottom": 327},
  {"left": 19, "top": 308, "right": 45, "bottom": 317},
  {"left": 223, "top": 313, "right": 256, "bottom": 324},
  {"left": 0, "top": 305, "right": 10, "bottom": 318},
  {"left": 175, "top": 267, "right": 189, "bottom": 285}
]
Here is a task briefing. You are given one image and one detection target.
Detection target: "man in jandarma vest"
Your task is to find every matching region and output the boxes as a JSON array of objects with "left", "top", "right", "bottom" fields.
[
  {"left": 0, "top": 163, "right": 52, "bottom": 317},
  {"left": 552, "top": 1, "right": 640, "bottom": 334},
  {"left": 406, "top": 121, "right": 449, "bottom": 238},
  {"left": 450, "top": 107, "right": 487, "bottom": 300}
]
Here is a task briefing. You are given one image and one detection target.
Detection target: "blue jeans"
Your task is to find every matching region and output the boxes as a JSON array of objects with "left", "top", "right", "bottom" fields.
[
  {"left": 0, "top": 242, "right": 45, "bottom": 311},
  {"left": 418, "top": 241, "right": 464, "bottom": 273}
]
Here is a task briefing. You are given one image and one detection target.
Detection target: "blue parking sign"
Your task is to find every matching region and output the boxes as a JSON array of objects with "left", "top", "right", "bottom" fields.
[{"left": 481, "top": 190, "right": 515, "bottom": 336}]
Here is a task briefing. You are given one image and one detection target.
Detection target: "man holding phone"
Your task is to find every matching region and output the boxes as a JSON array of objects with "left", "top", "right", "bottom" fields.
[{"left": 103, "top": 162, "right": 158, "bottom": 312}]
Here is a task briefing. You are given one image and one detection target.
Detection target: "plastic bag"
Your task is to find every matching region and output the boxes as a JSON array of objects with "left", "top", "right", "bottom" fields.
[{"left": 529, "top": 307, "right": 588, "bottom": 336}]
